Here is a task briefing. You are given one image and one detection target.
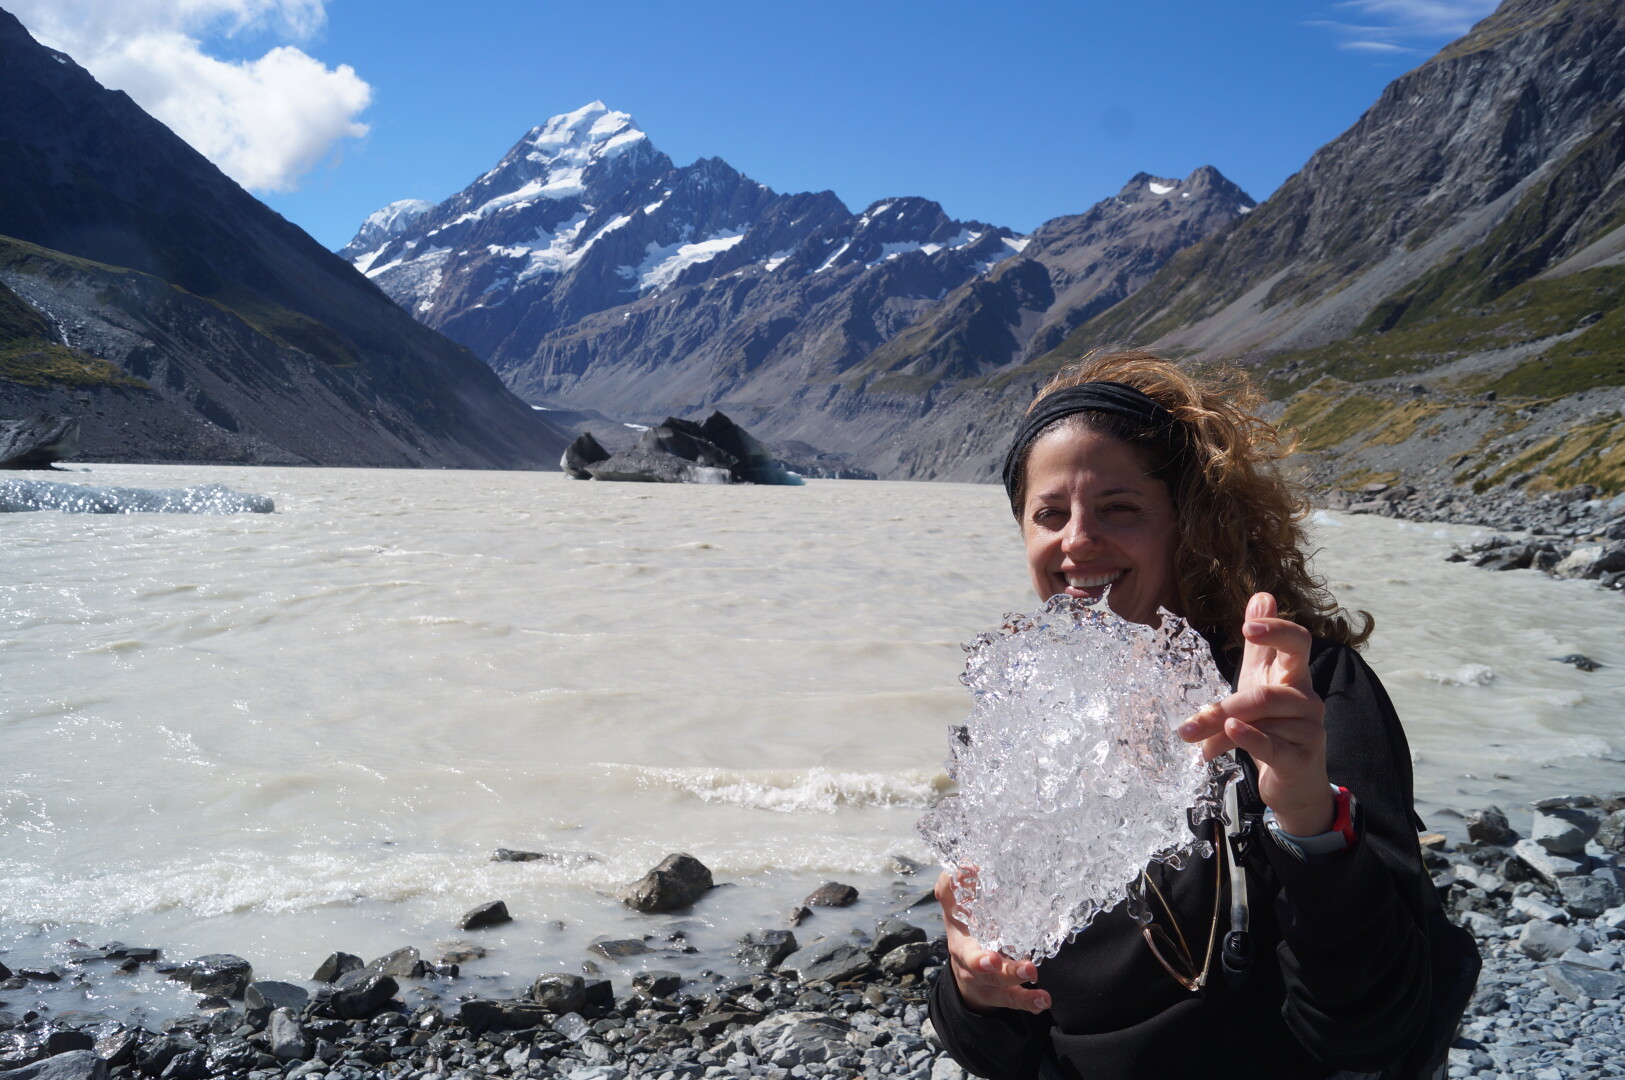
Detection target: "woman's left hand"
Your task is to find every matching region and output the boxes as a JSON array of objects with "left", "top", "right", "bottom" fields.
[{"left": 1177, "top": 592, "right": 1334, "bottom": 836}]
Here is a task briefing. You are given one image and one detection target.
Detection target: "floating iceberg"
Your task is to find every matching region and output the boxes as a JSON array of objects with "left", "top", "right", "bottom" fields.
[
  {"left": 918, "top": 595, "right": 1233, "bottom": 960},
  {"left": 0, "top": 478, "right": 274, "bottom": 514}
]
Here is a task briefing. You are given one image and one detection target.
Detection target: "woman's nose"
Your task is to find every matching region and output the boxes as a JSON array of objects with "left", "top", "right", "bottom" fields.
[{"left": 1061, "top": 512, "right": 1100, "bottom": 556}]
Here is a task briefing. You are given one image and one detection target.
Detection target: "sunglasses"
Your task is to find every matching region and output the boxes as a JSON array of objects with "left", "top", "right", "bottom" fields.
[{"left": 1139, "top": 818, "right": 1225, "bottom": 992}]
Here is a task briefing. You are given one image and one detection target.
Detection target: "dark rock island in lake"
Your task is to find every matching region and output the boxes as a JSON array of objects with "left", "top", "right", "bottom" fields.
[{"left": 563, "top": 411, "right": 804, "bottom": 485}]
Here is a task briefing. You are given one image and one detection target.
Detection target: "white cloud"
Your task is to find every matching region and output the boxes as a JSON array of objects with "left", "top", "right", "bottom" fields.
[
  {"left": 1311, "top": 0, "right": 1500, "bottom": 55},
  {"left": 9, "top": 0, "right": 370, "bottom": 193}
]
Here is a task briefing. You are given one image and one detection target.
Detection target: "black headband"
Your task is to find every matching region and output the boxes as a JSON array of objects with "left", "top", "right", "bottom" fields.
[{"left": 1001, "top": 381, "right": 1182, "bottom": 511}]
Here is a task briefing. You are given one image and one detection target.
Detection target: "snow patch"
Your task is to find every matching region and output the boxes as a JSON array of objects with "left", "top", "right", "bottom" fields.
[
  {"left": 1238, "top": 204, "right": 1253, "bottom": 214},
  {"left": 762, "top": 249, "right": 795, "bottom": 272},
  {"left": 815, "top": 241, "right": 851, "bottom": 273},
  {"left": 1003, "top": 236, "right": 1031, "bottom": 254},
  {"left": 352, "top": 244, "right": 391, "bottom": 275},
  {"left": 1148, "top": 181, "right": 1175, "bottom": 195},
  {"left": 636, "top": 231, "right": 746, "bottom": 292}
]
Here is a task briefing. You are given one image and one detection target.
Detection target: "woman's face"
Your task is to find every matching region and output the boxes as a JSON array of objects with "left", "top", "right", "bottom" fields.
[{"left": 1020, "top": 424, "right": 1180, "bottom": 626}]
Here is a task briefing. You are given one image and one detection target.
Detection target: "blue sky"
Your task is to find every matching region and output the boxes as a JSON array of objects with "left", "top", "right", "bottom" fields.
[{"left": 12, "top": 0, "right": 1499, "bottom": 251}]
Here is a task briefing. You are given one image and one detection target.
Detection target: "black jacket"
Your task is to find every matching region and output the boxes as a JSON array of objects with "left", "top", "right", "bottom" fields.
[{"left": 929, "top": 640, "right": 1432, "bottom": 1080}]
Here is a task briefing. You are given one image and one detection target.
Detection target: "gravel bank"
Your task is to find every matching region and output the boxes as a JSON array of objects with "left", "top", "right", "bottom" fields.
[{"left": 4, "top": 795, "right": 1624, "bottom": 1080}]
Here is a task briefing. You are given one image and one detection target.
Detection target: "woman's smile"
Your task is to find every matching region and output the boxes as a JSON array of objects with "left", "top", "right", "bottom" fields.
[{"left": 1020, "top": 425, "right": 1179, "bottom": 625}]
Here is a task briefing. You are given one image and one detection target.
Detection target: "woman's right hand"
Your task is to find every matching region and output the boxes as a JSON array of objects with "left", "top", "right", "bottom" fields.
[{"left": 936, "top": 868, "right": 1051, "bottom": 1015}]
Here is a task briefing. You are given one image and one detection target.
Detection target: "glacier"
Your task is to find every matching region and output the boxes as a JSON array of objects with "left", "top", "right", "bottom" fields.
[{"left": 918, "top": 594, "right": 1234, "bottom": 960}]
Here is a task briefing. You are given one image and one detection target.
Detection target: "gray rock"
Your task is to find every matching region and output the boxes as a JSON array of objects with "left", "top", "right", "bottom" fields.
[
  {"left": 433, "top": 941, "right": 486, "bottom": 964},
  {"left": 2, "top": 1050, "right": 107, "bottom": 1080},
  {"left": 1511, "top": 894, "right": 1567, "bottom": 922},
  {"left": 1513, "top": 838, "right": 1587, "bottom": 884},
  {"left": 587, "top": 938, "right": 650, "bottom": 961},
  {"left": 618, "top": 853, "right": 713, "bottom": 913},
  {"left": 780, "top": 939, "right": 875, "bottom": 985},
  {"left": 735, "top": 930, "right": 798, "bottom": 971},
  {"left": 878, "top": 941, "right": 931, "bottom": 976},
  {"left": 750, "top": 1011, "right": 852, "bottom": 1068},
  {"left": 266, "top": 1008, "right": 311, "bottom": 1062},
  {"left": 327, "top": 970, "right": 398, "bottom": 1020},
  {"left": 1532, "top": 808, "right": 1599, "bottom": 855},
  {"left": 530, "top": 973, "right": 587, "bottom": 1013},
  {"left": 1458, "top": 911, "right": 1503, "bottom": 938},
  {"left": 1558, "top": 946, "right": 1620, "bottom": 971},
  {"left": 1602, "top": 905, "right": 1625, "bottom": 930},
  {"left": 805, "top": 882, "right": 859, "bottom": 907},
  {"left": 180, "top": 954, "right": 252, "bottom": 999},
  {"left": 459, "top": 900, "right": 512, "bottom": 930},
  {"left": 630, "top": 970, "right": 681, "bottom": 998},
  {"left": 932, "top": 1058, "right": 969, "bottom": 1080},
  {"left": 1539, "top": 962, "right": 1625, "bottom": 1002},
  {"left": 1465, "top": 805, "right": 1515, "bottom": 845},
  {"left": 0, "top": 415, "right": 79, "bottom": 470},
  {"left": 1596, "top": 809, "right": 1625, "bottom": 852},
  {"left": 1559, "top": 873, "right": 1624, "bottom": 918},
  {"left": 1517, "top": 920, "right": 1581, "bottom": 960},
  {"left": 551, "top": 1011, "right": 593, "bottom": 1042},
  {"left": 887, "top": 855, "right": 925, "bottom": 876},
  {"left": 312, "top": 951, "right": 362, "bottom": 982},
  {"left": 244, "top": 980, "right": 308, "bottom": 1016},
  {"left": 367, "top": 947, "right": 427, "bottom": 979},
  {"left": 457, "top": 998, "right": 552, "bottom": 1034},
  {"left": 871, "top": 918, "right": 927, "bottom": 957}
]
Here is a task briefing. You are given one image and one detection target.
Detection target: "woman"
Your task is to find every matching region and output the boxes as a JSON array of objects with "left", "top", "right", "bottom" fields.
[{"left": 929, "top": 351, "right": 1441, "bottom": 1080}]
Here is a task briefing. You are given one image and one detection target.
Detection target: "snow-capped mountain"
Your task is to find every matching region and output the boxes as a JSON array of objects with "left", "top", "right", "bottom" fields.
[{"left": 342, "top": 102, "right": 1248, "bottom": 476}]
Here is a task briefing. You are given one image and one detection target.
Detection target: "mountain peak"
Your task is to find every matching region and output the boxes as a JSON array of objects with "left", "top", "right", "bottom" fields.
[{"left": 526, "top": 101, "right": 646, "bottom": 163}]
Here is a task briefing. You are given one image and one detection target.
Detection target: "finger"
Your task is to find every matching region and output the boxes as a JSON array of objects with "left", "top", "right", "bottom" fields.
[
  {"left": 1213, "top": 683, "right": 1321, "bottom": 729},
  {"left": 1237, "top": 593, "right": 1278, "bottom": 684},
  {"left": 1241, "top": 615, "right": 1313, "bottom": 690},
  {"left": 1222, "top": 716, "right": 1274, "bottom": 760}
]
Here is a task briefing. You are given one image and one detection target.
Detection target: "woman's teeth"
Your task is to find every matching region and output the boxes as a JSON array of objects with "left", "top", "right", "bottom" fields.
[{"left": 1066, "top": 571, "right": 1123, "bottom": 589}]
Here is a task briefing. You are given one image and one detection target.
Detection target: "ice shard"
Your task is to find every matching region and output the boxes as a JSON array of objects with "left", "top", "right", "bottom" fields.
[
  {"left": 0, "top": 479, "right": 274, "bottom": 514},
  {"left": 917, "top": 595, "right": 1233, "bottom": 960}
]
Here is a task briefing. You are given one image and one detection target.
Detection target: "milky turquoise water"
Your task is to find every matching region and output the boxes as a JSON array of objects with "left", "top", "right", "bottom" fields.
[{"left": 2, "top": 465, "right": 1620, "bottom": 1017}]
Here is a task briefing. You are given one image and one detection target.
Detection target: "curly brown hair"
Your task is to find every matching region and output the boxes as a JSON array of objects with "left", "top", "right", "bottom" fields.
[{"left": 1009, "top": 349, "right": 1372, "bottom": 651}]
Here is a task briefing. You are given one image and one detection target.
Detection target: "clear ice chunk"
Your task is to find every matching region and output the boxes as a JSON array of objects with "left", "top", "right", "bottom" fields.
[
  {"left": 917, "top": 594, "right": 1234, "bottom": 960},
  {"left": 0, "top": 479, "right": 274, "bottom": 514}
]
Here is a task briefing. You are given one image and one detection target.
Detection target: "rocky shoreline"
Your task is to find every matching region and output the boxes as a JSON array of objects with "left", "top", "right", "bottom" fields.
[
  {"left": 1323, "top": 480, "right": 1625, "bottom": 595},
  {"left": 4, "top": 795, "right": 1624, "bottom": 1080}
]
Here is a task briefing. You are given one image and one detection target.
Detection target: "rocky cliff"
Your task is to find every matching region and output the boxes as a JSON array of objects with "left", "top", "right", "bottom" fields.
[{"left": 0, "top": 8, "right": 571, "bottom": 468}]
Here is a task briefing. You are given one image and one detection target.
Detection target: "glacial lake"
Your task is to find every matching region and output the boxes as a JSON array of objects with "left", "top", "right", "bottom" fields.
[{"left": 3, "top": 464, "right": 1621, "bottom": 1019}]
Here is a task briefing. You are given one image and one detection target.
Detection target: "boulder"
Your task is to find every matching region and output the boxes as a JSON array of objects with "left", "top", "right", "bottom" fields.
[
  {"left": 1517, "top": 920, "right": 1580, "bottom": 960},
  {"left": 588, "top": 938, "right": 650, "bottom": 961},
  {"left": 749, "top": 1012, "right": 852, "bottom": 1068},
  {"left": 1596, "top": 809, "right": 1625, "bottom": 852},
  {"left": 457, "top": 999, "right": 552, "bottom": 1034},
  {"left": 266, "top": 1009, "right": 311, "bottom": 1062},
  {"left": 530, "top": 973, "right": 587, "bottom": 1013},
  {"left": 1465, "top": 805, "right": 1515, "bottom": 845},
  {"left": 1533, "top": 808, "right": 1599, "bottom": 855},
  {"left": 178, "top": 954, "right": 252, "bottom": 999},
  {"left": 871, "top": 918, "right": 927, "bottom": 957},
  {"left": 244, "top": 980, "right": 308, "bottom": 1017},
  {"left": 1560, "top": 874, "right": 1624, "bottom": 919},
  {"left": 806, "top": 882, "right": 858, "bottom": 907},
  {"left": 2, "top": 1049, "right": 107, "bottom": 1080},
  {"left": 779, "top": 939, "right": 875, "bottom": 985},
  {"left": 0, "top": 415, "right": 79, "bottom": 470},
  {"left": 367, "top": 947, "right": 427, "bottom": 979},
  {"left": 327, "top": 970, "right": 398, "bottom": 1020},
  {"left": 1540, "top": 962, "right": 1625, "bottom": 1002},
  {"left": 878, "top": 941, "right": 931, "bottom": 976},
  {"left": 735, "top": 930, "right": 798, "bottom": 971},
  {"left": 630, "top": 970, "right": 681, "bottom": 998},
  {"left": 618, "top": 853, "right": 713, "bottom": 913},
  {"left": 312, "top": 952, "right": 362, "bottom": 983},
  {"left": 560, "top": 432, "right": 611, "bottom": 478},
  {"left": 459, "top": 900, "right": 512, "bottom": 930},
  {"left": 1513, "top": 838, "right": 1587, "bottom": 884},
  {"left": 638, "top": 421, "right": 738, "bottom": 471}
]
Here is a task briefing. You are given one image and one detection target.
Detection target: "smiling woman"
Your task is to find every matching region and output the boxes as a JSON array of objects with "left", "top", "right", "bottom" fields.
[{"left": 931, "top": 351, "right": 1476, "bottom": 1080}]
